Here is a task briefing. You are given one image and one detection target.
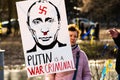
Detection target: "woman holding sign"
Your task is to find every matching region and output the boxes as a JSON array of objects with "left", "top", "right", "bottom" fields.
[{"left": 45, "top": 24, "right": 91, "bottom": 80}]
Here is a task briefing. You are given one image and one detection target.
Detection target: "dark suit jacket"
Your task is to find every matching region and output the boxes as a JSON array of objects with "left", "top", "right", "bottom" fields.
[{"left": 27, "top": 40, "right": 66, "bottom": 53}]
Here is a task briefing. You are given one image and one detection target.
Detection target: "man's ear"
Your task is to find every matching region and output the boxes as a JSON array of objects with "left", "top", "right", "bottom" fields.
[
  {"left": 27, "top": 14, "right": 30, "bottom": 26},
  {"left": 58, "top": 21, "right": 61, "bottom": 30},
  {"left": 27, "top": 21, "right": 29, "bottom": 26}
]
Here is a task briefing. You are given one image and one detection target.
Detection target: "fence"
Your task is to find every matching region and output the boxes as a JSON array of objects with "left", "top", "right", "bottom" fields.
[{"left": 4, "top": 59, "right": 117, "bottom": 80}]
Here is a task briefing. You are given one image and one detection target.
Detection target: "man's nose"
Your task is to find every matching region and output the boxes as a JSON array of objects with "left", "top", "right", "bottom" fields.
[
  {"left": 40, "top": 26, "right": 49, "bottom": 35},
  {"left": 71, "top": 36, "right": 75, "bottom": 39},
  {"left": 41, "top": 30, "right": 49, "bottom": 35}
]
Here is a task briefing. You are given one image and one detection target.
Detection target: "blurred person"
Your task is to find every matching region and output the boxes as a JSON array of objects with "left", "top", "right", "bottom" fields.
[
  {"left": 109, "top": 28, "right": 120, "bottom": 80},
  {"left": 94, "top": 22, "right": 100, "bottom": 40},
  {"left": 26, "top": 0, "right": 66, "bottom": 53},
  {"left": 45, "top": 24, "right": 91, "bottom": 80},
  {"left": 13, "top": 19, "right": 19, "bottom": 36},
  {"left": 78, "top": 20, "right": 84, "bottom": 39}
]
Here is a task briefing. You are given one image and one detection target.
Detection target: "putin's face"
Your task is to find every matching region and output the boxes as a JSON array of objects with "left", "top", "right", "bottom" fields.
[{"left": 28, "top": 2, "right": 60, "bottom": 46}]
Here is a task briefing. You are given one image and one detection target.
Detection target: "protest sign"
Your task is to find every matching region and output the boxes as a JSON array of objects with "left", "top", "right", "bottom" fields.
[{"left": 16, "top": 0, "right": 75, "bottom": 77}]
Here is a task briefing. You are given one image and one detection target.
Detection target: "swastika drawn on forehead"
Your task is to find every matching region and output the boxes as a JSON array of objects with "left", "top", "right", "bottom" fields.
[
  {"left": 39, "top": 5, "right": 47, "bottom": 15},
  {"left": 27, "top": 1, "right": 61, "bottom": 26}
]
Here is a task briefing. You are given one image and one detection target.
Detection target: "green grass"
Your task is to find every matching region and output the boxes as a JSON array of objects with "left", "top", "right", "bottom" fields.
[{"left": 78, "top": 40, "right": 117, "bottom": 60}]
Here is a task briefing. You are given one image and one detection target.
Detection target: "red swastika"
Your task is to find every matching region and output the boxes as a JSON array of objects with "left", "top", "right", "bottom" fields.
[{"left": 39, "top": 5, "right": 47, "bottom": 15}]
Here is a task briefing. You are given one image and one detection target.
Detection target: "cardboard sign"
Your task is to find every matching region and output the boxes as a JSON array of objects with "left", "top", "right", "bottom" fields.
[{"left": 16, "top": 0, "right": 75, "bottom": 77}]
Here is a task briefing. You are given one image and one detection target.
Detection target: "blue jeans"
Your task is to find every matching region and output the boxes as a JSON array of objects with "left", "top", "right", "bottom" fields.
[{"left": 118, "top": 74, "right": 120, "bottom": 80}]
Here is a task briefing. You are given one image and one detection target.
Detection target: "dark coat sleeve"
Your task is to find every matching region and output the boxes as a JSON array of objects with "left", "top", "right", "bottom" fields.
[
  {"left": 113, "top": 33, "right": 120, "bottom": 49},
  {"left": 113, "top": 34, "right": 120, "bottom": 74}
]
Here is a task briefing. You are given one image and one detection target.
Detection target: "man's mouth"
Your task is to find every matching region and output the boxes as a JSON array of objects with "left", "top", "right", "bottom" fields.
[{"left": 39, "top": 36, "right": 52, "bottom": 41}]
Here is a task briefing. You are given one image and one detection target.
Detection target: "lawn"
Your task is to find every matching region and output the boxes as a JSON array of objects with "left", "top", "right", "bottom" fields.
[{"left": 79, "top": 40, "right": 117, "bottom": 59}]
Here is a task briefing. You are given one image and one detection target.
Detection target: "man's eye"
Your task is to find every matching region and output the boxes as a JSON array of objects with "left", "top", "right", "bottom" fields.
[
  {"left": 47, "top": 19, "right": 54, "bottom": 23},
  {"left": 32, "top": 20, "right": 41, "bottom": 24}
]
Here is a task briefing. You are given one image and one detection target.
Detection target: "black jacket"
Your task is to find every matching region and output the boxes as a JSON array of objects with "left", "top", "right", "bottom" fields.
[
  {"left": 27, "top": 40, "right": 66, "bottom": 53},
  {"left": 113, "top": 34, "right": 120, "bottom": 74}
]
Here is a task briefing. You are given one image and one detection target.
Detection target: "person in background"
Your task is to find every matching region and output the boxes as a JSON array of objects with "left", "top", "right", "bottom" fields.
[
  {"left": 45, "top": 24, "right": 91, "bottom": 80},
  {"left": 109, "top": 28, "right": 120, "bottom": 80},
  {"left": 94, "top": 22, "right": 100, "bottom": 40}
]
